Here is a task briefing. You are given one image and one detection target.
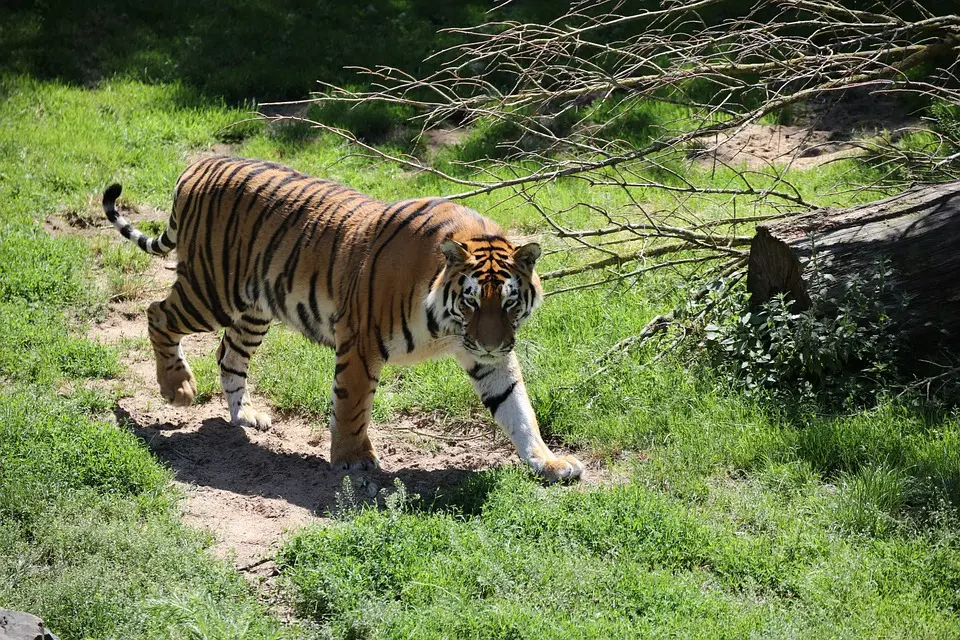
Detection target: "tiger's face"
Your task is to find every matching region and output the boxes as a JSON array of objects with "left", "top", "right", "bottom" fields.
[{"left": 436, "top": 236, "right": 543, "bottom": 363}]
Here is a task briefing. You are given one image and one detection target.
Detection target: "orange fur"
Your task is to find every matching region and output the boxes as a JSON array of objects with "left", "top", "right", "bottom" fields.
[{"left": 103, "top": 156, "right": 583, "bottom": 480}]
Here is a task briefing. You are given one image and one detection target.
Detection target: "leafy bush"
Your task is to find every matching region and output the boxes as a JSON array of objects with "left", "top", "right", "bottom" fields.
[
  {"left": 930, "top": 100, "right": 960, "bottom": 141},
  {"left": 689, "top": 261, "right": 906, "bottom": 407}
]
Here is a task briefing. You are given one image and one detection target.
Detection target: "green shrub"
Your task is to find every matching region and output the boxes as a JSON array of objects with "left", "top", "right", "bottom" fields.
[
  {"left": 930, "top": 100, "right": 960, "bottom": 141},
  {"left": 691, "top": 261, "right": 905, "bottom": 407},
  {"left": 462, "top": 118, "right": 521, "bottom": 159}
]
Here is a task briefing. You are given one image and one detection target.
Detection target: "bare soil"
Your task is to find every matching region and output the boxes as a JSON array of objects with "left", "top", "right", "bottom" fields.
[
  {"left": 45, "top": 194, "right": 170, "bottom": 239},
  {"left": 694, "top": 123, "right": 861, "bottom": 170},
  {"left": 88, "top": 303, "right": 537, "bottom": 569},
  {"left": 694, "top": 92, "right": 920, "bottom": 170},
  {"left": 422, "top": 128, "right": 469, "bottom": 155}
]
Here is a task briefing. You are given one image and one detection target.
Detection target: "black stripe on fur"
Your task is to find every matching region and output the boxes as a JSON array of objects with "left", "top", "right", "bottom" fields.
[{"left": 483, "top": 383, "right": 517, "bottom": 417}]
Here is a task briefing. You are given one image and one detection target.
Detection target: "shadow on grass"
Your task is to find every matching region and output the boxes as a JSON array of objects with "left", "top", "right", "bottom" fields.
[
  {"left": 423, "top": 469, "right": 504, "bottom": 517},
  {"left": 0, "top": 0, "right": 564, "bottom": 103},
  {"left": 772, "top": 397, "right": 960, "bottom": 511}
]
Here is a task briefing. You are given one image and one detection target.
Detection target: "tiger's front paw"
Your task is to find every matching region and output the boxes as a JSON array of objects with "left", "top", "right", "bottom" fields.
[
  {"left": 330, "top": 451, "right": 381, "bottom": 472},
  {"left": 232, "top": 406, "right": 272, "bottom": 431},
  {"left": 531, "top": 454, "right": 584, "bottom": 482}
]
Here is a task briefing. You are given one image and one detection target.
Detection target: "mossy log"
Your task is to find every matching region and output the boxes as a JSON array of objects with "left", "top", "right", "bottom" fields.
[{"left": 747, "top": 180, "right": 960, "bottom": 356}]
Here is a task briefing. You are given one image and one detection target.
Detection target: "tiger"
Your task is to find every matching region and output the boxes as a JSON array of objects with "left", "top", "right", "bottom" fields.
[{"left": 102, "top": 156, "right": 584, "bottom": 481}]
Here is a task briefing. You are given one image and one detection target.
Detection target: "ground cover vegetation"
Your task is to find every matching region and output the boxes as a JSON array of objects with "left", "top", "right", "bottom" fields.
[{"left": 2, "top": 1, "right": 959, "bottom": 638}]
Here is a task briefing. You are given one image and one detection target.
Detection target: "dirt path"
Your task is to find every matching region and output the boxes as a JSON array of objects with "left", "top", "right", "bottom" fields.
[
  {"left": 89, "top": 302, "right": 531, "bottom": 571},
  {"left": 693, "top": 91, "right": 919, "bottom": 170}
]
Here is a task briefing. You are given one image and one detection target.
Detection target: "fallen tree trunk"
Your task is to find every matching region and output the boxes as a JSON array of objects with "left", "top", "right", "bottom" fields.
[{"left": 747, "top": 180, "right": 960, "bottom": 357}]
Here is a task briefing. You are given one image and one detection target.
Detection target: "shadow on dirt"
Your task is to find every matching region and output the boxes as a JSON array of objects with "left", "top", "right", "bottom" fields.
[{"left": 117, "top": 405, "right": 494, "bottom": 516}]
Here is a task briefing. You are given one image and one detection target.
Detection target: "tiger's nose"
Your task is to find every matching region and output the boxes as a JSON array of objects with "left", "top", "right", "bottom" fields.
[{"left": 482, "top": 340, "right": 512, "bottom": 354}]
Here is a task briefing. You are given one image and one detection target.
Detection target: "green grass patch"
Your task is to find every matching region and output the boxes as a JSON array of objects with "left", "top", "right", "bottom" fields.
[
  {"left": 280, "top": 470, "right": 960, "bottom": 638},
  {"left": 0, "top": 0, "right": 566, "bottom": 102},
  {"left": 306, "top": 93, "right": 417, "bottom": 143},
  {"left": 0, "top": 215, "right": 91, "bottom": 306},
  {"left": 190, "top": 348, "right": 223, "bottom": 404},
  {"left": 0, "top": 389, "right": 293, "bottom": 639},
  {"left": 0, "top": 303, "right": 118, "bottom": 384}
]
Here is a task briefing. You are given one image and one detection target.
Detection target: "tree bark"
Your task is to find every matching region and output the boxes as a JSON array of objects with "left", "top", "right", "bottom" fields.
[{"left": 747, "top": 180, "right": 960, "bottom": 356}]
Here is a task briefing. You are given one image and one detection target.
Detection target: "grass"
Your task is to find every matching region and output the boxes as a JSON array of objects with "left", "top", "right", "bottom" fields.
[
  {"left": 0, "top": 390, "right": 291, "bottom": 639},
  {"left": 0, "top": 152, "right": 295, "bottom": 637},
  {"left": 0, "top": 77, "right": 309, "bottom": 637},
  {"left": 1, "top": 16, "right": 959, "bottom": 639},
  {"left": 0, "top": 0, "right": 565, "bottom": 103},
  {"left": 279, "top": 469, "right": 960, "bottom": 638},
  {"left": 90, "top": 235, "right": 155, "bottom": 300}
]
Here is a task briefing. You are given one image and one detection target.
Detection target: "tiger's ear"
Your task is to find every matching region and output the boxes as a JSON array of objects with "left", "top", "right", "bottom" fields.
[
  {"left": 512, "top": 242, "right": 541, "bottom": 270},
  {"left": 440, "top": 239, "right": 470, "bottom": 267}
]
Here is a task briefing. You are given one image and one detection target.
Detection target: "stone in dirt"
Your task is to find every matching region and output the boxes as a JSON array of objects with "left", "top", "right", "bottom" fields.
[{"left": 0, "top": 610, "right": 60, "bottom": 640}]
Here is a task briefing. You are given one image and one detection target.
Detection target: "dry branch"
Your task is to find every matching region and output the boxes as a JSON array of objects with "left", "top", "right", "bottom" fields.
[{"left": 264, "top": 0, "right": 960, "bottom": 295}]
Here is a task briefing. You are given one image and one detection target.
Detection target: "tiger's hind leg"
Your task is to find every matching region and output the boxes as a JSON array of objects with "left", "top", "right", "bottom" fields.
[
  {"left": 218, "top": 313, "right": 273, "bottom": 431},
  {"left": 147, "top": 286, "right": 208, "bottom": 406}
]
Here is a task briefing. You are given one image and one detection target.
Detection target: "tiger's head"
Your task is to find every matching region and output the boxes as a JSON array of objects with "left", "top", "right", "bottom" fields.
[{"left": 431, "top": 235, "right": 543, "bottom": 363}]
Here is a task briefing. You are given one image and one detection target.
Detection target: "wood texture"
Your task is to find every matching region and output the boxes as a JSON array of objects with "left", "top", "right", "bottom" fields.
[{"left": 747, "top": 180, "right": 960, "bottom": 355}]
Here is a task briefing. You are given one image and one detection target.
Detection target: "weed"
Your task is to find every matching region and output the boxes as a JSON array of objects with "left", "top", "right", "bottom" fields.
[{"left": 332, "top": 476, "right": 361, "bottom": 520}]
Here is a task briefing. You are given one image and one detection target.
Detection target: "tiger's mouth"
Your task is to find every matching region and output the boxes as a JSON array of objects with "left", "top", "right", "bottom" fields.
[
  {"left": 474, "top": 352, "right": 508, "bottom": 364},
  {"left": 462, "top": 339, "right": 513, "bottom": 363}
]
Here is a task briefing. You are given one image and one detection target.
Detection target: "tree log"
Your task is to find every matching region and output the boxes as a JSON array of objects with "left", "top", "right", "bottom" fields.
[{"left": 747, "top": 180, "right": 960, "bottom": 356}]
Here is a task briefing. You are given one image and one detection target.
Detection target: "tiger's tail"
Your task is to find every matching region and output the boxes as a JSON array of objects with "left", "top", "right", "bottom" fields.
[{"left": 102, "top": 183, "right": 177, "bottom": 256}]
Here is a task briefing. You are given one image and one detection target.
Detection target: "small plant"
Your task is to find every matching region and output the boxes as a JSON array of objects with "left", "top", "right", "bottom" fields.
[
  {"left": 382, "top": 477, "right": 418, "bottom": 514},
  {"left": 332, "top": 475, "right": 361, "bottom": 520},
  {"left": 689, "top": 260, "right": 906, "bottom": 407},
  {"left": 331, "top": 476, "right": 418, "bottom": 521},
  {"left": 833, "top": 464, "right": 912, "bottom": 536},
  {"left": 929, "top": 100, "right": 960, "bottom": 143}
]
